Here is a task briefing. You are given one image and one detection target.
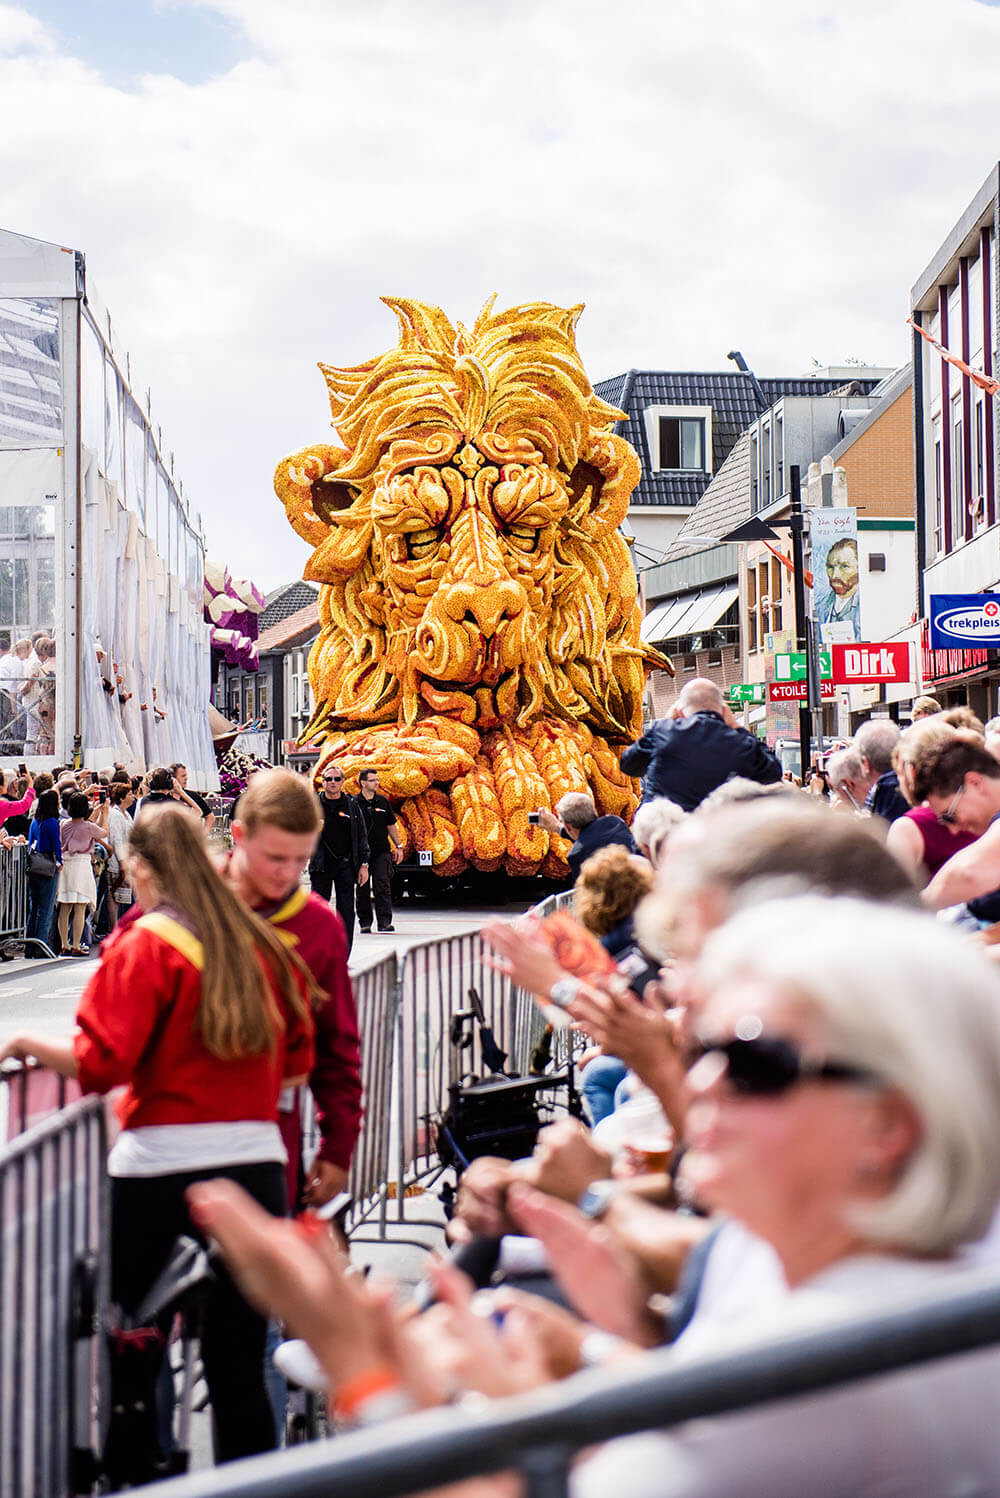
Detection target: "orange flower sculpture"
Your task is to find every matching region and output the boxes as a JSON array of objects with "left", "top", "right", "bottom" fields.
[{"left": 274, "top": 297, "right": 671, "bottom": 876}]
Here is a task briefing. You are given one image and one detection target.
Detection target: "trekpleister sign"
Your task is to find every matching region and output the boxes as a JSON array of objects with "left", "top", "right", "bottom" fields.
[
  {"left": 830, "top": 642, "right": 913, "bottom": 685},
  {"left": 929, "top": 594, "right": 1000, "bottom": 651}
]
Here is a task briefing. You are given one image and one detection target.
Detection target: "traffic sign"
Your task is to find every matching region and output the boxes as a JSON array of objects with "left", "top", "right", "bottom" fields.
[
  {"left": 729, "top": 683, "right": 766, "bottom": 705},
  {"left": 774, "top": 650, "right": 832, "bottom": 681},
  {"left": 830, "top": 642, "right": 912, "bottom": 685},
  {"left": 767, "top": 680, "right": 837, "bottom": 703}
]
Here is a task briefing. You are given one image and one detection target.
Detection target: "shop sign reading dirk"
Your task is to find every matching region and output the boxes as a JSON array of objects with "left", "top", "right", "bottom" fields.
[
  {"left": 767, "top": 680, "right": 838, "bottom": 702},
  {"left": 830, "top": 642, "right": 912, "bottom": 685},
  {"left": 929, "top": 595, "right": 1000, "bottom": 651}
]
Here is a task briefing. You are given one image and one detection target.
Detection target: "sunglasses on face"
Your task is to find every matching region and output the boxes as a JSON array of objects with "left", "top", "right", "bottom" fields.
[
  {"left": 692, "top": 1028, "right": 879, "bottom": 1097},
  {"left": 937, "top": 782, "right": 965, "bottom": 826}
]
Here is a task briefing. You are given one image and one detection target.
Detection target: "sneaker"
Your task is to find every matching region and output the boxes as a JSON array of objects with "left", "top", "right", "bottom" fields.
[
  {"left": 359, "top": 926, "right": 372, "bottom": 934},
  {"left": 378, "top": 925, "right": 396, "bottom": 933}
]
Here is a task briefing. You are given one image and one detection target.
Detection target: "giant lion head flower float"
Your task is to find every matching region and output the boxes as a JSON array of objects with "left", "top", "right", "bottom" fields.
[{"left": 274, "top": 297, "right": 670, "bottom": 876}]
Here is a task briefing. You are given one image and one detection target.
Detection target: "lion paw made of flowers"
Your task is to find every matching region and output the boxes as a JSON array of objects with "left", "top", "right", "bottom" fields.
[{"left": 274, "top": 296, "right": 670, "bottom": 876}]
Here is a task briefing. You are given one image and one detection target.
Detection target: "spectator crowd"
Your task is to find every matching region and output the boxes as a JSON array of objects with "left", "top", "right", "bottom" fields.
[{"left": 4, "top": 675, "right": 1000, "bottom": 1494}]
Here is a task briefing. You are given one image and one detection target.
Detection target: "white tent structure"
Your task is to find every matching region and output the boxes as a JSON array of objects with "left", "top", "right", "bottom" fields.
[{"left": 0, "top": 228, "right": 217, "bottom": 785}]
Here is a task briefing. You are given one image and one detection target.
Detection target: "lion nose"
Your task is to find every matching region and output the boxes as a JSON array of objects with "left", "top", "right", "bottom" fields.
[{"left": 443, "top": 576, "right": 525, "bottom": 636}]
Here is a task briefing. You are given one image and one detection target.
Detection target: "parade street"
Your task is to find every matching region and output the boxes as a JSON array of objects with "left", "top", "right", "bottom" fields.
[{"left": 0, "top": 900, "right": 516, "bottom": 1046}]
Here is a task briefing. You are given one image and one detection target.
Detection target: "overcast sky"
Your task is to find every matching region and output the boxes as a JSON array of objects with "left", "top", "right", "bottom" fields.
[{"left": 3, "top": 0, "right": 1000, "bottom": 590}]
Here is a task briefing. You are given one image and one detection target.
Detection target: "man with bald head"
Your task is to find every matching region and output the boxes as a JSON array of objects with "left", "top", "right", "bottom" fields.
[{"left": 621, "top": 677, "right": 782, "bottom": 810}]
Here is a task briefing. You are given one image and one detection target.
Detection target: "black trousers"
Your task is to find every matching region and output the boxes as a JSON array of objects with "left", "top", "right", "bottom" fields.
[
  {"left": 356, "top": 850, "right": 393, "bottom": 930},
  {"left": 110, "top": 1159, "right": 286, "bottom": 1466},
  {"left": 310, "top": 857, "right": 358, "bottom": 952}
]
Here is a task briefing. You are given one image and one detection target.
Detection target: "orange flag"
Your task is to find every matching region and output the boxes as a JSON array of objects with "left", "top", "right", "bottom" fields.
[{"left": 908, "top": 317, "right": 1000, "bottom": 397}]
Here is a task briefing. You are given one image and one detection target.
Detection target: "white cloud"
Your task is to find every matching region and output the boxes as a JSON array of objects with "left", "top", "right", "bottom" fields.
[{"left": 2, "top": 0, "right": 1000, "bottom": 585}]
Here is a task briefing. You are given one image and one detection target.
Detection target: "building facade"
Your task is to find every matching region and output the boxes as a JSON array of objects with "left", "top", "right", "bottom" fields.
[
  {"left": 594, "top": 367, "right": 885, "bottom": 566},
  {"left": 640, "top": 369, "right": 914, "bottom": 743},
  {"left": 911, "top": 165, "right": 1000, "bottom": 718},
  {"left": 214, "top": 579, "right": 318, "bottom": 766}
]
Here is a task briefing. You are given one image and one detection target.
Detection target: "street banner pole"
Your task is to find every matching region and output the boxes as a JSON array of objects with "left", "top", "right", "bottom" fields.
[{"left": 789, "top": 465, "right": 812, "bottom": 777}]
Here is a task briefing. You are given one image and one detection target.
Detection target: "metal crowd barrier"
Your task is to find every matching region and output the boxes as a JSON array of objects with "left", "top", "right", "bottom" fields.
[
  {"left": 393, "top": 931, "right": 577, "bottom": 1208},
  {"left": 0, "top": 1089, "right": 108, "bottom": 1498},
  {"left": 344, "top": 954, "right": 399, "bottom": 1232},
  {"left": 207, "top": 800, "right": 235, "bottom": 852},
  {"left": 0, "top": 842, "right": 29, "bottom": 954},
  {"left": 300, "top": 954, "right": 399, "bottom": 1235},
  {"left": 131, "top": 1266, "right": 1000, "bottom": 1498},
  {"left": 1, "top": 1061, "right": 79, "bottom": 1146}
]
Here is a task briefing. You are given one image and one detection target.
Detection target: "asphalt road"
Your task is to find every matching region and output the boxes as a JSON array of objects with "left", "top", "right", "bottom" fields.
[{"left": 0, "top": 899, "right": 521, "bottom": 1046}]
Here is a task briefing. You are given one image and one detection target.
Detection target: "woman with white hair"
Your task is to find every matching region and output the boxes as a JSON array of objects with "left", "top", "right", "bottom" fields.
[{"left": 185, "top": 894, "right": 1000, "bottom": 1494}]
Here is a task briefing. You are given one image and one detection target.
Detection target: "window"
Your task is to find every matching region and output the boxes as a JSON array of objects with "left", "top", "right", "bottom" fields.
[
  {"left": 257, "top": 675, "right": 269, "bottom": 726},
  {"left": 658, "top": 416, "right": 705, "bottom": 471},
  {"left": 934, "top": 435, "right": 943, "bottom": 553},
  {"left": 242, "top": 678, "right": 255, "bottom": 721},
  {"left": 775, "top": 416, "right": 784, "bottom": 497},
  {"left": 761, "top": 424, "right": 772, "bottom": 507},
  {"left": 976, "top": 400, "right": 986, "bottom": 514},
  {"left": 750, "top": 433, "right": 759, "bottom": 512},
  {"left": 758, "top": 559, "right": 769, "bottom": 624},
  {"left": 951, "top": 395, "right": 964, "bottom": 543},
  {"left": 746, "top": 566, "right": 757, "bottom": 653},
  {"left": 770, "top": 558, "right": 782, "bottom": 632},
  {"left": 227, "top": 683, "right": 240, "bottom": 722}
]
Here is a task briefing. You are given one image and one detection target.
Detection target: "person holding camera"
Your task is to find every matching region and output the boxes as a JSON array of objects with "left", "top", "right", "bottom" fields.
[{"left": 536, "top": 792, "right": 635, "bottom": 882}]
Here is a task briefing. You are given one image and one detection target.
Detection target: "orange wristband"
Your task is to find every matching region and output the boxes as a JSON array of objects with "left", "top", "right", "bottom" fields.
[{"left": 333, "top": 1364, "right": 401, "bottom": 1419}]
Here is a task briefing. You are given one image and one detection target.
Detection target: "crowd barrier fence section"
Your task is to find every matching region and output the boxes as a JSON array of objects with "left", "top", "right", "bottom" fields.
[
  {"left": 299, "top": 954, "right": 398, "bottom": 1235},
  {"left": 394, "top": 932, "right": 576, "bottom": 1207},
  {"left": 0, "top": 1093, "right": 108, "bottom": 1498},
  {"left": 345, "top": 954, "right": 399, "bottom": 1233},
  {"left": 127, "top": 1266, "right": 1000, "bottom": 1498},
  {"left": 0, "top": 843, "right": 29, "bottom": 953},
  {"left": 1, "top": 1060, "right": 81, "bottom": 1145}
]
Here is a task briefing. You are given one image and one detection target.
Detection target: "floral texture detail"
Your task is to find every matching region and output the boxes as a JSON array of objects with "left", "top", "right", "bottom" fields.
[{"left": 273, "top": 297, "right": 670, "bottom": 875}]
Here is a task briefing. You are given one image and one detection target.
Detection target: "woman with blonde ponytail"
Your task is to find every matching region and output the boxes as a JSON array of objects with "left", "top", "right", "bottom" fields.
[{"left": 0, "top": 804, "right": 315, "bottom": 1472}]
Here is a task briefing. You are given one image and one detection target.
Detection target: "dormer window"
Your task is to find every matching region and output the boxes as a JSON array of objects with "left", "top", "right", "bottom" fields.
[
  {"left": 644, "top": 405, "right": 713, "bottom": 474},
  {"left": 659, "top": 416, "right": 705, "bottom": 470}
]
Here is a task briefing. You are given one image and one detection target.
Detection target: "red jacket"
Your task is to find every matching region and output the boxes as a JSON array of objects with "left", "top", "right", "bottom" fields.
[
  {"left": 74, "top": 911, "right": 315, "bottom": 1132},
  {"left": 262, "top": 886, "right": 363, "bottom": 1173}
]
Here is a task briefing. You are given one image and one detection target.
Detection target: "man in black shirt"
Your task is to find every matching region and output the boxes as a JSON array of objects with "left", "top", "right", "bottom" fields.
[
  {"left": 308, "top": 765, "right": 369, "bottom": 952},
  {"left": 355, "top": 768, "right": 403, "bottom": 933}
]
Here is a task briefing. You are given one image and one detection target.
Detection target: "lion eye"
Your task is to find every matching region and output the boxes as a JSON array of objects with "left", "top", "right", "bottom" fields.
[
  {"left": 406, "top": 526, "right": 443, "bottom": 560},
  {"left": 506, "top": 526, "right": 538, "bottom": 554}
]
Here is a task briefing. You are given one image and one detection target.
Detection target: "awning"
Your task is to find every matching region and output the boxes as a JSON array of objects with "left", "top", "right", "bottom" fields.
[{"left": 641, "top": 584, "right": 738, "bottom": 644}]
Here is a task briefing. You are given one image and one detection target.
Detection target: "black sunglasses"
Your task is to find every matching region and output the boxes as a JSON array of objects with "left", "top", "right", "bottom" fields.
[{"left": 694, "top": 1031, "right": 879, "bottom": 1097}]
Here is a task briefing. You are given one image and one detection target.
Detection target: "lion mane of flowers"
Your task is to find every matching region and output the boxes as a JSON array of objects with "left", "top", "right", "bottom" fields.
[{"left": 274, "top": 296, "right": 670, "bottom": 877}]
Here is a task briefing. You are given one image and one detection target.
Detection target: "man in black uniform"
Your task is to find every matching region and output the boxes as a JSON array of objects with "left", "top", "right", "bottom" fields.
[
  {"left": 355, "top": 768, "right": 404, "bottom": 933},
  {"left": 308, "top": 765, "right": 369, "bottom": 952}
]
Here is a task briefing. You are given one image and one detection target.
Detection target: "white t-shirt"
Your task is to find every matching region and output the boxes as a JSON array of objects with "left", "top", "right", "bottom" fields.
[
  {"left": 108, "top": 1121, "right": 286, "bottom": 1178},
  {"left": 575, "top": 1250, "right": 1000, "bottom": 1498}
]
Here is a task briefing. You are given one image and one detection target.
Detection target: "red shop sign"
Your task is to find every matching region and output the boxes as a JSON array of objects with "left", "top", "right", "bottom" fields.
[{"left": 830, "top": 642, "right": 912, "bottom": 685}]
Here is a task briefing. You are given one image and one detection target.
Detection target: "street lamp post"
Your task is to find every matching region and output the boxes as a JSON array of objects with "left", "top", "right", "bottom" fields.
[{"left": 788, "top": 465, "right": 813, "bottom": 779}]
